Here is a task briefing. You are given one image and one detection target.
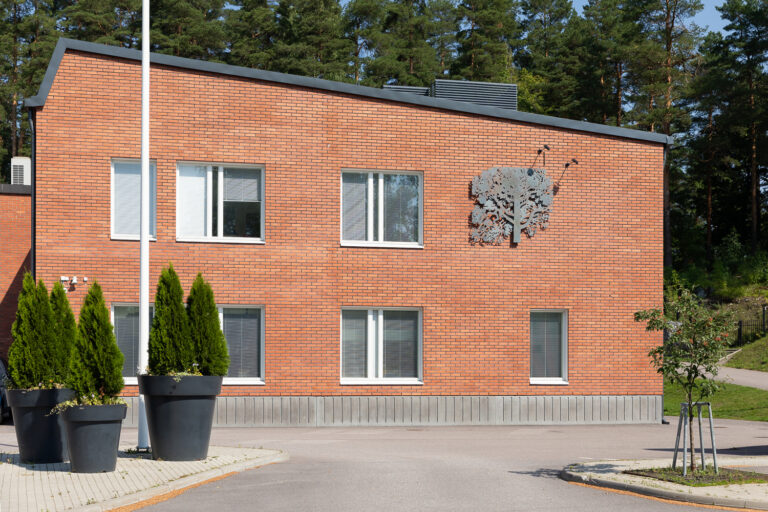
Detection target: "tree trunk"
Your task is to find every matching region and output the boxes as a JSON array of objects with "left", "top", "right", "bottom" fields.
[
  {"left": 688, "top": 391, "right": 696, "bottom": 472},
  {"left": 706, "top": 108, "right": 714, "bottom": 266},
  {"left": 615, "top": 62, "right": 623, "bottom": 126},
  {"left": 749, "top": 76, "right": 758, "bottom": 251}
]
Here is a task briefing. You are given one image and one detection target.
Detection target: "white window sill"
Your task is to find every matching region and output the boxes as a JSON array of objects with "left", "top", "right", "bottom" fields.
[
  {"left": 124, "top": 377, "right": 265, "bottom": 386},
  {"left": 176, "top": 237, "right": 265, "bottom": 245},
  {"left": 341, "top": 378, "right": 423, "bottom": 385},
  {"left": 340, "top": 241, "right": 423, "bottom": 249},
  {"left": 529, "top": 378, "right": 569, "bottom": 385},
  {"left": 112, "top": 235, "right": 157, "bottom": 242}
]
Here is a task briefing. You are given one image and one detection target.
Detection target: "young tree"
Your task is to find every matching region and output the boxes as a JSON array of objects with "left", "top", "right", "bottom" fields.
[
  {"left": 453, "top": 0, "right": 519, "bottom": 83},
  {"left": 148, "top": 264, "right": 194, "bottom": 375},
  {"left": 49, "top": 280, "right": 76, "bottom": 382},
  {"left": 8, "top": 273, "right": 57, "bottom": 388},
  {"left": 68, "top": 281, "right": 124, "bottom": 401},
  {"left": 635, "top": 282, "right": 733, "bottom": 473},
  {"left": 187, "top": 273, "right": 229, "bottom": 376}
]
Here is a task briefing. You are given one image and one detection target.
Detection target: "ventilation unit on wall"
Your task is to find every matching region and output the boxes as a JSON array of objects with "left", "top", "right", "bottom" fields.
[{"left": 10, "top": 156, "right": 31, "bottom": 185}]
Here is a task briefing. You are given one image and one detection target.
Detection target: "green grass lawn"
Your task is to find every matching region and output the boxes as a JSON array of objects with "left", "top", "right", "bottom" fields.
[
  {"left": 727, "top": 334, "right": 768, "bottom": 372},
  {"left": 664, "top": 380, "right": 768, "bottom": 422}
]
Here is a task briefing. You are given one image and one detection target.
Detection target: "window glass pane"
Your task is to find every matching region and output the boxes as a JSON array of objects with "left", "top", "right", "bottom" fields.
[
  {"left": 383, "top": 310, "right": 418, "bottom": 378},
  {"left": 212, "top": 168, "right": 218, "bottom": 237},
  {"left": 530, "top": 312, "right": 563, "bottom": 378},
  {"left": 113, "top": 161, "right": 156, "bottom": 237},
  {"left": 342, "top": 310, "right": 368, "bottom": 378},
  {"left": 342, "top": 173, "right": 367, "bottom": 240},
  {"left": 223, "top": 308, "right": 261, "bottom": 378},
  {"left": 383, "top": 174, "right": 419, "bottom": 243},
  {"left": 178, "top": 164, "right": 208, "bottom": 237},
  {"left": 223, "top": 168, "right": 261, "bottom": 238}
]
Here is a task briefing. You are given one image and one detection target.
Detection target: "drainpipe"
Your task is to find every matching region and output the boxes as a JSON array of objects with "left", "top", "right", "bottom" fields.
[{"left": 29, "top": 108, "right": 36, "bottom": 279}]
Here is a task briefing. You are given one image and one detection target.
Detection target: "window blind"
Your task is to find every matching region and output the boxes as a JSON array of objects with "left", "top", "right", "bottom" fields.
[
  {"left": 223, "top": 308, "right": 261, "bottom": 378},
  {"left": 342, "top": 310, "right": 367, "bottom": 378},
  {"left": 530, "top": 312, "right": 563, "bottom": 378},
  {"left": 114, "top": 306, "right": 139, "bottom": 377},
  {"left": 178, "top": 164, "right": 208, "bottom": 237},
  {"left": 342, "top": 173, "right": 367, "bottom": 240},
  {"left": 113, "top": 161, "right": 156, "bottom": 236},
  {"left": 224, "top": 168, "right": 261, "bottom": 202},
  {"left": 383, "top": 174, "right": 419, "bottom": 242},
  {"left": 383, "top": 310, "right": 418, "bottom": 378}
]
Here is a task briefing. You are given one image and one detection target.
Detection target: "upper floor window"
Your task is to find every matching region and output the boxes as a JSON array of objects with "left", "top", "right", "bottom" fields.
[
  {"left": 111, "top": 159, "right": 156, "bottom": 239},
  {"left": 177, "top": 163, "right": 264, "bottom": 243},
  {"left": 341, "top": 171, "right": 422, "bottom": 247}
]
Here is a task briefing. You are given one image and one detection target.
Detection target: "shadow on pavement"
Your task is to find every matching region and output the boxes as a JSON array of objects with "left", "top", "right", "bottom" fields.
[{"left": 646, "top": 445, "right": 768, "bottom": 456}]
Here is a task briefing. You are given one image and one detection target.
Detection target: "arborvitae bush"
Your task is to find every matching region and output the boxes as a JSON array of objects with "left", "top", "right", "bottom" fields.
[
  {"left": 69, "top": 282, "right": 124, "bottom": 400},
  {"left": 50, "top": 281, "right": 76, "bottom": 382},
  {"left": 8, "top": 274, "right": 59, "bottom": 389},
  {"left": 149, "top": 264, "right": 194, "bottom": 375},
  {"left": 187, "top": 273, "right": 229, "bottom": 376}
]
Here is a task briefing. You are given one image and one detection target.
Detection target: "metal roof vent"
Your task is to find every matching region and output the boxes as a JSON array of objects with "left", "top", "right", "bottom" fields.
[
  {"left": 10, "top": 156, "right": 31, "bottom": 185},
  {"left": 383, "top": 80, "right": 518, "bottom": 110}
]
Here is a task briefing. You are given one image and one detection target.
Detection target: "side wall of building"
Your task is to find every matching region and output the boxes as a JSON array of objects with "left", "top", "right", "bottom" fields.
[
  {"left": 0, "top": 186, "right": 32, "bottom": 361},
  {"left": 33, "top": 51, "right": 664, "bottom": 423}
]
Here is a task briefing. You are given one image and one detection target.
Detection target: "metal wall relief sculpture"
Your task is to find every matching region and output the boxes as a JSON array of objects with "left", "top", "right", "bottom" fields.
[{"left": 470, "top": 167, "right": 553, "bottom": 245}]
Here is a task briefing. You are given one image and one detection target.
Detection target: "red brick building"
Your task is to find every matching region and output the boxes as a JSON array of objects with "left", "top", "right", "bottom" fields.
[{"left": 15, "top": 38, "right": 668, "bottom": 426}]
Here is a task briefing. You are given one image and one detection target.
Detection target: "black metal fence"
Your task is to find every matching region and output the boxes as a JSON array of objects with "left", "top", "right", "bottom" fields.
[{"left": 734, "top": 307, "right": 768, "bottom": 347}]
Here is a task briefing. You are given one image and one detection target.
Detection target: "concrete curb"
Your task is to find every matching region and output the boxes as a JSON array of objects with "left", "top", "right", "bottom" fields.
[
  {"left": 76, "top": 450, "right": 289, "bottom": 512},
  {"left": 560, "top": 466, "right": 768, "bottom": 510}
]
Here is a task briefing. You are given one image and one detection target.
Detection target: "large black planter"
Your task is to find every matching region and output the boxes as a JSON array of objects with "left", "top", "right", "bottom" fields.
[
  {"left": 62, "top": 404, "right": 126, "bottom": 473},
  {"left": 138, "top": 375, "right": 222, "bottom": 461},
  {"left": 7, "top": 388, "right": 75, "bottom": 463}
]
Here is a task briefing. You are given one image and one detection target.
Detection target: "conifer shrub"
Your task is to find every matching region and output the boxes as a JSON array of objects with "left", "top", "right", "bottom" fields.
[
  {"left": 187, "top": 273, "right": 229, "bottom": 376},
  {"left": 7, "top": 273, "right": 62, "bottom": 389},
  {"left": 49, "top": 281, "right": 76, "bottom": 382},
  {"left": 67, "top": 282, "right": 124, "bottom": 403},
  {"left": 148, "top": 264, "right": 194, "bottom": 375}
]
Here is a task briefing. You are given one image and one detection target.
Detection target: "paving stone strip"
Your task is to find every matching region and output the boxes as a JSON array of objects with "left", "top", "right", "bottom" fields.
[
  {"left": 561, "top": 456, "right": 768, "bottom": 510},
  {"left": 0, "top": 445, "right": 287, "bottom": 511}
]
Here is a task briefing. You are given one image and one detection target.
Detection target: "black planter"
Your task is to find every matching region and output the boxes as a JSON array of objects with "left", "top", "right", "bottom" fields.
[
  {"left": 7, "top": 388, "right": 75, "bottom": 463},
  {"left": 62, "top": 404, "right": 126, "bottom": 473},
  {"left": 138, "top": 375, "right": 222, "bottom": 461}
]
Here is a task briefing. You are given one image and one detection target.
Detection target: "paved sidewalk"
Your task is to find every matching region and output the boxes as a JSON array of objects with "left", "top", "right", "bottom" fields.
[
  {"left": 0, "top": 445, "right": 287, "bottom": 512},
  {"left": 716, "top": 365, "right": 768, "bottom": 391},
  {"left": 561, "top": 456, "right": 768, "bottom": 509}
]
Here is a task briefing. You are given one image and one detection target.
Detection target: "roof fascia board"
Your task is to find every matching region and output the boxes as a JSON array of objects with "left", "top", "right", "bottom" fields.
[{"left": 25, "top": 38, "right": 672, "bottom": 145}]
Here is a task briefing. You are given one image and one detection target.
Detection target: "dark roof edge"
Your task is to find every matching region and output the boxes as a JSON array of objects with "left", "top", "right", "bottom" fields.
[
  {"left": 26, "top": 38, "right": 673, "bottom": 145},
  {"left": 0, "top": 184, "right": 32, "bottom": 195}
]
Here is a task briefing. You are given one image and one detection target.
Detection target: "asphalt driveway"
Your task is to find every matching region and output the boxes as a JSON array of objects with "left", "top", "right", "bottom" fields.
[{"left": 114, "top": 418, "right": 768, "bottom": 511}]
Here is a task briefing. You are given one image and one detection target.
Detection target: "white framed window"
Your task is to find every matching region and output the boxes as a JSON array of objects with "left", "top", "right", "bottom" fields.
[
  {"left": 112, "top": 303, "right": 265, "bottom": 385},
  {"left": 176, "top": 162, "right": 264, "bottom": 244},
  {"left": 112, "top": 303, "right": 154, "bottom": 384},
  {"left": 219, "top": 306, "right": 265, "bottom": 384},
  {"left": 340, "top": 308, "right": 422, "bottom": 385},
  {"left": 341, "top": 170, "right": 423, "bottom": 248},
  {"left": 111, "top": 159, "right": 157, "bottom": 240},
  {"left": 529, "top": 310, "right": 568, "bottom": 385}
]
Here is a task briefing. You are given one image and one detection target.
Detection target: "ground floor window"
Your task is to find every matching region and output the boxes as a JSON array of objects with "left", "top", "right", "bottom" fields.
[
  {"left": 341, "top": 308, "right": 422, "bottom": 384},
  {"left": 112, "top": 304, "right": 263, "bottom": 384},
  {"left": 529, "top": 310, "right": 568, "bottom": 384}
]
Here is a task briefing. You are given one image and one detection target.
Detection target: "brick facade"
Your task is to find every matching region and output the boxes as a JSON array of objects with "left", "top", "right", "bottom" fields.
[
  {"left": 31, "top": 48, "right": 664, "bottom": 402},
  {"left": 0, "top": 189, "right": 31, "bottom": 360}
]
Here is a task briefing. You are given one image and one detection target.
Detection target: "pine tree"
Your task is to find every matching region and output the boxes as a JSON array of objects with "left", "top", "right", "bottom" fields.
[
  {"left": 49, "top": 280, "right": 76, "bottom": 382},
  {"left": 225, "top": 0, "right": 276, "bottom": 69},
  {"left": 272, "top": 0, "right": 352, "bottom": 79},
  {"left": 187, "top": 274, "right": 229, "bottom": 376},
  {"left": 148, "top": 264, "right": 194, "bottom": 375},
  {"left": 427, "top": 0, "right": 458, "bottom": 78},
  {"left": 68, "top": 282, "right": 124, "bottom": 400},
  {"left": 8, "top": 274, "right": 56, "bottom": 388},
  {"left": 344, "top": 0, "right": 386, "bottom": 83},
  {"left": 150, "top": 0, "right": 227, "bottom": 59},
  {"left": 453, "top": 0, "right": 519, "bottom": 83},
  {"left": 59, "top": 0, "right": 140, "bottom": 47}
]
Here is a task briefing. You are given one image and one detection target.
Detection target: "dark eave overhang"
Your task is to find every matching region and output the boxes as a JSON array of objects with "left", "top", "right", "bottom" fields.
[{"left": 25, "top": 38, "right": 672, "bottom": 145}]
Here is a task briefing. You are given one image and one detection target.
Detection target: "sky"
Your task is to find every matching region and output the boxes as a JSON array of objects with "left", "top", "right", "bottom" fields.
[{"left": 571, "top": 0, "right": 729, "bottom": 33}]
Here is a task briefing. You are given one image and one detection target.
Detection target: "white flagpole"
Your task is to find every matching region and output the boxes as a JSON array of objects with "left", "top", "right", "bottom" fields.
[{"left": 138, "top": 0, "right": 150, "bottom": 450}]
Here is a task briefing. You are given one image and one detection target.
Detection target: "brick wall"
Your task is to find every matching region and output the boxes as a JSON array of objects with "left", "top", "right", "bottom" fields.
[
  {"left": 33, "top": 50, "right": 664, "bottom": 398},
  {"left": 0, "top": 190, "right": 31, "bottom": 360}
]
